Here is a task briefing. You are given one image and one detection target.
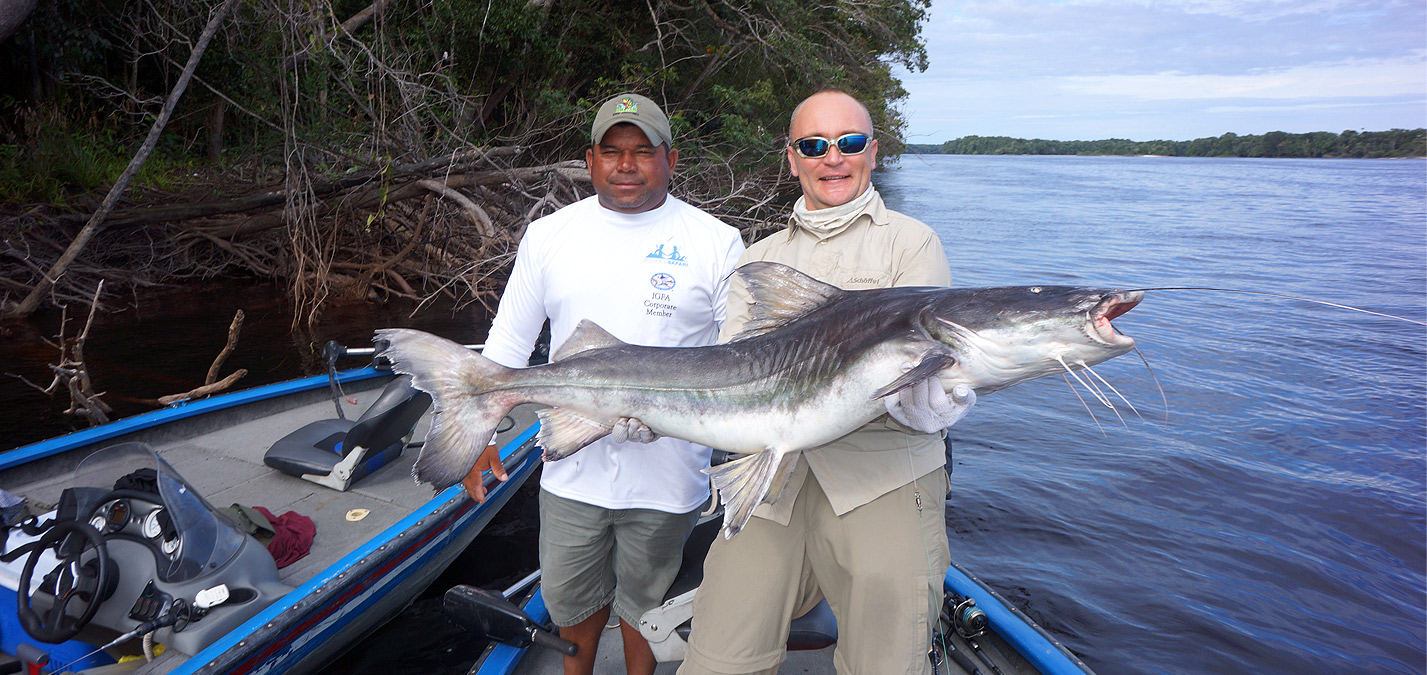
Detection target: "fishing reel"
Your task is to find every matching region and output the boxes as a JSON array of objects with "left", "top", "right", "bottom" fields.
[
  {"left": 930, "top": 594, "right": 992, "bottom": 675},
  {"left": 948, "top": 594, "right": 988, "bottom": 639}
]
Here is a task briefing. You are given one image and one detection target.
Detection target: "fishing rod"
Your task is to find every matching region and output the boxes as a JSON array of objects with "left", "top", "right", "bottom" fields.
[
  {"left": 1119, "top": 286, "right": 1427, "bottom": 326},
  {"left": 319, "top": 339, "right": 487, "bottom": 418}
]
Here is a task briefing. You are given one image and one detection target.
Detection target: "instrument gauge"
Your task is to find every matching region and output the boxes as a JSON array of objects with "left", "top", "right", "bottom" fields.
[
  {"left": 161, "top": 537, "right": 180, "bottom": 556},
  {"left": 105, "top": 500, "right": 130, "bottom": 530},
  {"left": 89, "top": 515, "right": 109, "bottom": 533},
  {"left": 142, "top": 509, "right": 165, "bottom": 539}
]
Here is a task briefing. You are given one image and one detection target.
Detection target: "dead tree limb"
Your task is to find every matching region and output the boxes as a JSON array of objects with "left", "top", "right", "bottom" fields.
[
  {"left": 204, "top": 309, "right": 244, "bottom": 385},
  {"left": 340, "top": 0, "right": 397, "bottom": 33},
  {"left": 23, "top": 282, "right": 115, "bottom": 426},
  {"left": 5, "top": 0, "right": 242, "bottom": 320},
  {"left": 417, "top": 179, "right": 494, "bottom": 238},
  {"left": 157, "top": 370, "right": 247, "bottom": 406},
  {"left": 48, "top": 147, "right": 528, "bottom": 229}
]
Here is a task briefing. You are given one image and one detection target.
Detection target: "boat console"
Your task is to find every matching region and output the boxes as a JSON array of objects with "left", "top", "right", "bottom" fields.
[{"left": 1, "top": 442, "right": 291, "bottom": 657}]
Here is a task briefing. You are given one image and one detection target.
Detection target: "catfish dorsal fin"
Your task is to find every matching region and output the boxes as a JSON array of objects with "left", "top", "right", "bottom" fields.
[
  {"left": 551, "top": 320, "right": 627, "bottom": 362},
  {"left": 729, "top": 261, "right": 846, "bottom": 341}
]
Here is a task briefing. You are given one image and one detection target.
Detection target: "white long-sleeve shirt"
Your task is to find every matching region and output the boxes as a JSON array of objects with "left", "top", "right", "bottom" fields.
[{"left": 483, "top": 195, "right": 745, "bottom": 512}]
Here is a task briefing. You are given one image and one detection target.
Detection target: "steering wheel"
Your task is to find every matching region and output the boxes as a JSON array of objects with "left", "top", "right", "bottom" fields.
[{"left": 17, "top": 520, "right": 112, "bottom": 643}]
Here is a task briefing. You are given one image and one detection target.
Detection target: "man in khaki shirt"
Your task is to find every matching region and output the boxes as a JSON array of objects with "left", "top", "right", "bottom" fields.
[{"left": 679, "top": 91, "right": 975, "bottom": 674}]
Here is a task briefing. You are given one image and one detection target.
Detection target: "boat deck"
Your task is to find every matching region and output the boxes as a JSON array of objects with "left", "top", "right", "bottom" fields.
[
  {"left": 512, "top": 631, "right": 837, "bottom": 674},
  {"left": 9, "top": 382, "right": 542, "bottom": 591},
  {"left": 508, "top": 623, "right": 1035, "bottom": 675}
]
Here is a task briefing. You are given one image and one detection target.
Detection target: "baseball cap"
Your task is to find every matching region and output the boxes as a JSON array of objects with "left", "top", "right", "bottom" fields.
[{"left": 591, "top": 93, "right": 673, "bottom": 148}]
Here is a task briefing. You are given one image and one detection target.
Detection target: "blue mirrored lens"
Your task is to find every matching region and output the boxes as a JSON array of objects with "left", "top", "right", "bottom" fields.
[
  {"left": 836, "top": 134, "right": 869, "bottom": 154},
  {"left": 796, "top": 138, "right": 831, "bottom": 157}
]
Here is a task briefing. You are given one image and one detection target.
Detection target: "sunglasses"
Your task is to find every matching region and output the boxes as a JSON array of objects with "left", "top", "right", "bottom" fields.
[{"left": 791, "top": 133, "right": 872, "bottom": 159}]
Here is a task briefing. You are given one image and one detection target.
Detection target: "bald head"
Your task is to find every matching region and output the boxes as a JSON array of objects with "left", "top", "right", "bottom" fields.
[{"left": 788, "top": 90, "right": 873, "bottom": 141}]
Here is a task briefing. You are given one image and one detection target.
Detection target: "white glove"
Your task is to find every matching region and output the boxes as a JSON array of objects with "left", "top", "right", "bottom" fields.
[
  {"left": 884, "top": 374, "right": 976, "bottom": 433},
  {"left": 609, "top": 417, "right": 657, "bottom": 443}
]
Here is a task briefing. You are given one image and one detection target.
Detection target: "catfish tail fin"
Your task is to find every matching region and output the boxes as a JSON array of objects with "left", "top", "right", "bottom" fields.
[{"left": 376, "top": 328, "right": 520, "bottom": 490}]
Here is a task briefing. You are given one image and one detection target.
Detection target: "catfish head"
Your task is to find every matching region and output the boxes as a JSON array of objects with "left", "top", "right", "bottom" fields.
[{"left": 917, "top": 285, "right": 1143, "bottom": 394}]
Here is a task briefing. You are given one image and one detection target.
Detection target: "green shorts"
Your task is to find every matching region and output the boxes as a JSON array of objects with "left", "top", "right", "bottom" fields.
[{"left": 538, "top": 489, "right": 701, "bottom": 627}]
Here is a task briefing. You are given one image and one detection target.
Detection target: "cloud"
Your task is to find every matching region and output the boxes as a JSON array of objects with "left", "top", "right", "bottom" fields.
[
  {"left": 1116, "top": 0, "right": 1367, "bottom": 22},
  {"left": 1059, "top": 57, "right": 1426, "bottom": 100},
  {"left": 894, "top": 0, "right": 1426, "bottom": 139}
]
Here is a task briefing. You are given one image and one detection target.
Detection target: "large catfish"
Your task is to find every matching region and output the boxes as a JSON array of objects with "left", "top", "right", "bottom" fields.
[{"left": 378, "top": 262, "right": 1143, "bottom": 537}]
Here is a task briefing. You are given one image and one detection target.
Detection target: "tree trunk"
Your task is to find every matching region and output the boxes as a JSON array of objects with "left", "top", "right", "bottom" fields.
[{"left": 207, "top": 99, "right": 226, "bottom": 163}]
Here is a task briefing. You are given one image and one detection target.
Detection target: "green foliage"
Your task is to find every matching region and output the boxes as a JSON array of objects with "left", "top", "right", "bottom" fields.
[
  {"left": 908, "top": 129, "right": 1427, "bottom": 159},
  {"left": 0, "top": 0, "right": 932, "bottom": 208}
]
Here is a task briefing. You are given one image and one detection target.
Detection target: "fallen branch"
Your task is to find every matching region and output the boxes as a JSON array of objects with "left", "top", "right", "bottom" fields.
[
  {"left": 23, "top": 282, "right": 114, "bottom": 426},
  {"left": 205, "top": 309, "right": 244, "bottom": 385},
  {"left": 417, "top": 179, "right": 494, "bottom": 238},
  {"left": 48, "top": 147, "right": 526, "bottom": 230},
  {"left": 157, "top": 369, "right": 248, "bottom": 406}
]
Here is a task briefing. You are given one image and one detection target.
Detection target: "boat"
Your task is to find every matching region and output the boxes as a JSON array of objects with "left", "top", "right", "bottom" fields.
[
  {"left": 447, "top": 511, "right": 1097, "bottom": 675},
  {"left": 0, "top": 341, "right": 543, "bottom": 675}
]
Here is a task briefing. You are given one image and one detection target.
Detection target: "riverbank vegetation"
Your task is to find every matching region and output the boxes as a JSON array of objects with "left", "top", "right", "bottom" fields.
[
  {"left": 0, "top": 0, "right": 930, "bottom": 324},
  {"left": 907, "top": 129, "right": 1426, "bottom": 158}
]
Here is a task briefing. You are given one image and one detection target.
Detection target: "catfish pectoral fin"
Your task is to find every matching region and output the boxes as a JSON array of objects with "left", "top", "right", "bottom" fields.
[
  {"left": 870, "top": 352, "right": 959, "bottom": 399},
  {"left": 760, "top": 451, "right": 802, "bottom": 507},
  {"left": 706, "top": 447, "right": 786, "bottom": 539},
  {"left": 413, "top": 418, "right": 500, "bottom": 491},
  {"left": 536, "top": 408, "right": 612, "bottom": 460}
]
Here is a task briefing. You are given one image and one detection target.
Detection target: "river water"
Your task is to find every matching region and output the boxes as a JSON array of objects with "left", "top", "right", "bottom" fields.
[
  {"left": 880, "top": 155, "right": 1426, "bottom": 674},
  {"left": 2, "top": 156, "right": 1423, "bottom": 674}
]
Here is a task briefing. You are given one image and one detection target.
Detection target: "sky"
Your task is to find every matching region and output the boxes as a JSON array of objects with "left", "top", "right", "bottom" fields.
[{"left": 892, "top": 0, "right": 1427, "bottom": 143}]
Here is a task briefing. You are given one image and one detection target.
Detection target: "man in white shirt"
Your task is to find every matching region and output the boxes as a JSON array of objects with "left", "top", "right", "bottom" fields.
[{"left": 461, "top": 93, "right": 745, "bottom": 675}]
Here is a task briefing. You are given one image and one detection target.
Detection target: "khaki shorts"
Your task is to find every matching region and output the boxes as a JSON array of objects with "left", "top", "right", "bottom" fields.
[
  {"left": 538, "top": 489, "right": 701, "bottom": 627},
  {"left": 680, "top": 462, "right": 950, "bottom": 675}
]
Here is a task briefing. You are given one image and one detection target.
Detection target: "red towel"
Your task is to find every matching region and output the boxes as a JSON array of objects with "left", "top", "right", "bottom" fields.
[{"left": 252, "top": 506, "right": 316, "bottom": 568}]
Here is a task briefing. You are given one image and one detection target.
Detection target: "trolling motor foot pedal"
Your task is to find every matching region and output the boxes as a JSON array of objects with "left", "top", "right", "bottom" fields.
[{"left": 443, "top": 585, "right": 577, "bottom": 656}]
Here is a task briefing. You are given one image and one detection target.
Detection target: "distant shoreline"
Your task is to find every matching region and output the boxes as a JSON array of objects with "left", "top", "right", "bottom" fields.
[{"left": 904, "top": 129, "right": 1426, "bottom": 159}]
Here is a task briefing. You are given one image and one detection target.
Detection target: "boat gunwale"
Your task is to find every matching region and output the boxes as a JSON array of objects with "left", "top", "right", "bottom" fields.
[
  {"left": 0, "top": 368, "right": 387, "bottom": 471},
  {"left": 945, "top": 560, "right": 1095, "bottom": 675}
]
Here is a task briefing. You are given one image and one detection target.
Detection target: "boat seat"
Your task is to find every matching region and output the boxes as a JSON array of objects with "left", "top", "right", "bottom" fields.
[{"left": 263, "top": 376, "right": 431, "bottom": 491}]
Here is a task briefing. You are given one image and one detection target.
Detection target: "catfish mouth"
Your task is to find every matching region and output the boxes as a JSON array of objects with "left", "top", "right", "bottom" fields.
[{"left": 1089, "top": 291, "right": 1143, "bottom": 345}]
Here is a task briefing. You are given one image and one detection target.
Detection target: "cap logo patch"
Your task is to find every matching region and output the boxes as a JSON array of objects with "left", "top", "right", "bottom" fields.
[{"left": 614, "top": 97, "right": 637, "bottom": 114}]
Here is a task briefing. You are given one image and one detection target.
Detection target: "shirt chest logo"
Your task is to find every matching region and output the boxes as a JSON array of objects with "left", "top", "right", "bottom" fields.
[
  {"left": 650, "top": 273, "right": 676, "bottom": 290},
  {"left": 646, "top": 243, "right": 689, "bottom": 267}
]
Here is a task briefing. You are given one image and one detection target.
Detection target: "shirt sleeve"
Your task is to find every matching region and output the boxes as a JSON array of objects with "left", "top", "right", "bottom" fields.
[
  {"left": 892, "top": 222, "right": 952, "bottom": 287},
  {"left": 711, "top": 230, "right": 747, "bottom": 329},
  {"left": 481, "top": 231, "right": 548, "bottom": 369},
  {"left": 717, "top": 245, "right": 760, "bottom": 344}
]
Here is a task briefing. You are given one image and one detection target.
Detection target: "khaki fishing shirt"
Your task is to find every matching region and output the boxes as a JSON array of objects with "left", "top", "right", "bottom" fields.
[{"left": 719, "top": 190, "right": 952, "bottom": 523}]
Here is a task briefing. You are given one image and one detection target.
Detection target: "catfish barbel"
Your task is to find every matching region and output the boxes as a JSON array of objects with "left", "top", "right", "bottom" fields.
[{"left": 377, "top": 261, "right": 1143, "bottom": 537}]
